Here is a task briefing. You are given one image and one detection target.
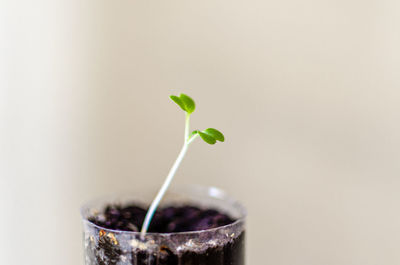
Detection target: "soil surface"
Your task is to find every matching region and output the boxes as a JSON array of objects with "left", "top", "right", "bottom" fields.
[{"left": 88, "top": 204, "right": 235, "bottom": 233}]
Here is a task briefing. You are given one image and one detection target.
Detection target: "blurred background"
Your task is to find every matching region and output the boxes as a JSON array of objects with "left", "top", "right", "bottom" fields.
[{"left": 1, "top": 0, "right": 400, "bottom": 264}]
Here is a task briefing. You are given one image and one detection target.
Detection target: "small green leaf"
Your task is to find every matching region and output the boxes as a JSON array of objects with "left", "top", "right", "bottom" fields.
[
  {"left": 198, "top": 131, "right": 216, "bottom": 144},
  {"left": 179, "top": 93, "right": 195, "bottom": 114},
  {"left": 204, "top": 128, "right": 224, "bottom": 142},
  {"left": 170, "top": 95, "right": 186, "bottom": 112}
]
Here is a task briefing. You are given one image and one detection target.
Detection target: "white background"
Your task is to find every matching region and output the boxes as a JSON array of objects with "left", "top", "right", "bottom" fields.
[{"left": 1, "top": 0, "right": 400, "bottom": 264}]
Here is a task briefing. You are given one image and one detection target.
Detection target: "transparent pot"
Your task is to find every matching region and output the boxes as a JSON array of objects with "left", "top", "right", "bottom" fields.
[{"left": 81, "top": 185, "right": 246, "bottom": 265}]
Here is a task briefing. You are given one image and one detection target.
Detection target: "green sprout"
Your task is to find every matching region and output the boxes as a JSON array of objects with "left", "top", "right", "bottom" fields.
[{"left": 140, "top": 93, "right": 224, "bottom": 237}]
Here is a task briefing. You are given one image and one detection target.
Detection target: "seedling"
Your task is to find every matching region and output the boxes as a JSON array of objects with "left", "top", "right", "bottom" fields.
[{"left": 140, "top": 93, "right": 224, "bottom": 237}]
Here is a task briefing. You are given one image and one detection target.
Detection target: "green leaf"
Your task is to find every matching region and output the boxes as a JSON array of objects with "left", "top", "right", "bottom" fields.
[
  {"left": 179, "top": 93, "right": 196, "bottom": 114},
  {"left": 170, "top": 95, "right": 186, "bottom": 112},
  {"left": 204, "top": 128, "right": 225, "bottom": 142},
  {"left": 198, "top": 131, "right": 216, "bottom": 144}
]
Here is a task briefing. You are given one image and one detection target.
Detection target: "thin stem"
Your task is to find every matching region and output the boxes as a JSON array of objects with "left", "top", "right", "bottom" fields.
[
  {"left": 140, "top": 143, "right": 188, "bottom": 238},
  {"left": 184, "top": 113, "right": 190, "bottom": 142},
  {"left": 140, "top": 113, "right": 192, "bottom": 238},
  {"left": 187, "top": 133, "right": 199, "bottom": 145}
]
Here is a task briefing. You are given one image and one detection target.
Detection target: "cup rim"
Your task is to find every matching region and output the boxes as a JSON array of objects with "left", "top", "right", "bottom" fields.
[{"left": 81, "top": 185, "right": 246, "bottom": 236}]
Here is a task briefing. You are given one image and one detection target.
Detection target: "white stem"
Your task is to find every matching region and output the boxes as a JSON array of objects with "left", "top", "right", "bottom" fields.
[
  {"left": 187, "top": 133, "right": 199, "bottom": 145},
  {"left": 184, "top": 113, "right": 190, "bottom": 141},
  {"left": 140, "top": 113, "right": 192, "bottom": 238}
]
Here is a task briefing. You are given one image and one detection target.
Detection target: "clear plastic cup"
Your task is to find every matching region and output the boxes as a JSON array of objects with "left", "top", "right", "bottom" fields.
[{"left": 81, "top": 185, "right": 246, "bottom": 265}]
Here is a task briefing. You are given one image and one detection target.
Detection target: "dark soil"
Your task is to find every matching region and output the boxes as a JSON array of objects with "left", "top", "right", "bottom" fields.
[{"left": 88, "top": 204, "right": 235, "bottom": 233}]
